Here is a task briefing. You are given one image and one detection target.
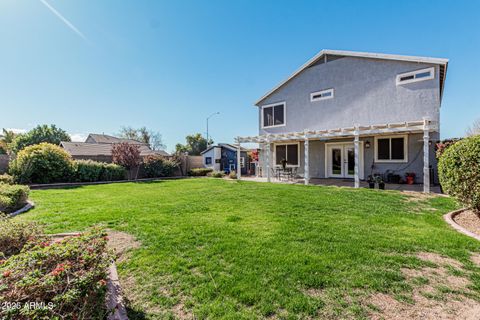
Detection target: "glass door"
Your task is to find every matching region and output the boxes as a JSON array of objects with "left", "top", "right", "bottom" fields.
[
  {"left": 344, "top": 146, "right": 355, "bottom": 178},
  {"left": 330, "top": 146, "right": 343, "bottom": 178}
]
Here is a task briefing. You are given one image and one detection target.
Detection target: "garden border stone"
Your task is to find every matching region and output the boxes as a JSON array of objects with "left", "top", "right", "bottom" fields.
[
  {"left": 48, "top": 232, "right": 128, "bottom": 320},
  {"left": 29, "top": 176, "right": 190, "bottom": 189},
  {"left": 8, "top": 200, "right": 35, "bottom": 217},
  {"left": 444, "top": 208, "right": 480, "bottom": 241}
]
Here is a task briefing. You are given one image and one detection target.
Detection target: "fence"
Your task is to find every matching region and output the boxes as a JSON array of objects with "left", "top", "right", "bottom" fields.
[{"left": 0, "top": 155, "right": 9, "bottom": 173}]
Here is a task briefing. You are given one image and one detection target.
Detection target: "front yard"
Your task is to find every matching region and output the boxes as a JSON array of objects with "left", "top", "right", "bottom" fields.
[{"left": 17, "top": 179, "right": 480, "bottom": 319}]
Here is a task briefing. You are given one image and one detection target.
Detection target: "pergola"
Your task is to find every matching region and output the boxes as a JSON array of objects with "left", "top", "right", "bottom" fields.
[{"left": 235, "top": 118, "right": 437, "bottom": 193}]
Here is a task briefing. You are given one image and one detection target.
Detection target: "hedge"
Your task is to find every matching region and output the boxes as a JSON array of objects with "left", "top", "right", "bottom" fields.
[
  {"left": 438, "top": 135, "right": 480, "bottom": 212},
  {"left": 0, "top": 183, "right": 29, "bottom": 214},
  {"left": 142, "top": 155, "right": 178, "bottom": 178},
  {"left": 188, "top": 168, "right": 213, "bottom": 176},
  {"left": 73, "top": 160, "right": 126, "bottom": 182}
]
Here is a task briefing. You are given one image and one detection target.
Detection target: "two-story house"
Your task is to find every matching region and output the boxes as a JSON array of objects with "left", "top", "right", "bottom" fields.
[{"left": 235, "top": 50, "right": 448, "bottom": 193}]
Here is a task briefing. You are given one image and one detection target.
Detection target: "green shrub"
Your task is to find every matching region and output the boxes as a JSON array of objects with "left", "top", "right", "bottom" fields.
[
  {"left": 73, "top": 160, "right": 127, "bottom": 182},
  {"left": 0, "top": 174, "right": 13, "bottom": 185},
  {"left": 229, "top": 170, "right": 237, "bottom": 179},
  {"left": 0, "top": 218, "right": 43, "bottom": 258},
  {"left": 9, "top": 143, "right": 74, "bottom": 184},
  {"left": 0, "top": 183, "right": 29, "bottom": 213},
  {"left": 438, "top": 135, "right": 480, "bottom": 212},
  {"left": 0, "top": 227, "right": 112, "bottom": 320},
  {"left": 100, "top": 163, "right": 127, "bottom": 181},
  {"left": 142, "top": 155, "right": 178, "bottom": 178},
  {"left": 209, "top": 170, "right": 225, "bottom": 178},
  {"left": 188, "top": 168, "right": 213, "bottom": 176}
]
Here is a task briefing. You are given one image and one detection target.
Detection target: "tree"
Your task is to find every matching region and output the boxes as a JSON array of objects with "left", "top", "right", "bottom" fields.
[
  {"left": 10, "top": 124, "right": 71, "bottom": 154},
  {"left": 175, "top": 133, "right": 212, "bottom": 156},
  {"left": 466, "top": 118, "right": 480, "bottom": 137},
  {"left": 119, "top": 126, "right": 166, "bottom": 151},
  {"left": 0, "top": 129, "right": 19, "bottom": 154},
  {"left": 111, "top": 143, "right": 142, "bottom": 180}
]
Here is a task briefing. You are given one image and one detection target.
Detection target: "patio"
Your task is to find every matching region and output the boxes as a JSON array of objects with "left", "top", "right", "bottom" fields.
[{"left": 240, "top": 176, "right": 442, "bottom": 193}]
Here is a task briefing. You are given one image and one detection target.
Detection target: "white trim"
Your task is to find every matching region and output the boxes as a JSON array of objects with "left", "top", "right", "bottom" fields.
[
  {"left": 273, "top": 142, "right": 300, "bottom": 167},
  {"left": 310, "top": 88, "right": 334, "bottom": 102},
  {"left": 324, "top": 141, "right": 364, "bottom": 179},
  {"left": 396, "top": 67, "right": 435, "bottom": 85},
  {"left": 255, "top": 49, "right": 448, "bottom": 106},
  {"left": 374, "top": 135, "right": 408, "bottom": 163},
  {"left": 261, "top": 102, "right": 286, "bottom": 129}
]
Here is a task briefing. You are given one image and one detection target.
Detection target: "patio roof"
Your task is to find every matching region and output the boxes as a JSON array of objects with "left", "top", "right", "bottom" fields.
[{"left": 235, "top": 119, "right": 438, "bottom": 143}]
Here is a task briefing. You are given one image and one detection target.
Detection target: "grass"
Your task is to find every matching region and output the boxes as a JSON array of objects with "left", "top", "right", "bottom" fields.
[{"left": 16, "top": 179, "right": 480, "bottom": 319}]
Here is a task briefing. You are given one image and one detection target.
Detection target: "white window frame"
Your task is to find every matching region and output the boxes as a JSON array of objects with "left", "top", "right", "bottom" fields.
[
  {"left": 273, "top": 142, "right": 300, "bottom": 167},
  {"left": 310, "top": 88, "right": 334, "bottom": 102},
  {"left": 396, "top": 67, "right": 435, "bottom": 85},
  {"left": 240, "top": 157, "right": 245, "bottom": 168},
  {"left": 374, "top": 135, "right": 408, "bottom": 163},
  {"left": 261, "top": 102, "right": 286, "bottom": 129}
]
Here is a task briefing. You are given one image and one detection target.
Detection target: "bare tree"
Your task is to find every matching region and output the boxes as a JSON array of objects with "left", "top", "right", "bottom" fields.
[
  {"left": 466, "top": 118, "right": 480, "bottom": 137},
  {"left": 119, "top": 126, "right": 166, "bottom": 150}
]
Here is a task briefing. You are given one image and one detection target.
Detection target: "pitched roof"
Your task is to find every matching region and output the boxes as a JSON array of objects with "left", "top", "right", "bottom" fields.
[
  {"left": 60, "top": 142, "right": 170, "bottom": 157},
  {"left": 255, "top": 49, "right": 449, "bottom": 106},
  {"left": 200, "top": 143, "right": 249, "bottom": 155},
  {"left": 86, "top": 133, "right": 146, "bottom": 145}
]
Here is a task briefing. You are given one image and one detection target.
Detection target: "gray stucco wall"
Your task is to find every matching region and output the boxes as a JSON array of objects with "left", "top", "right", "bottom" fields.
[{"left": 258, "top": 56, "right": 441, "bottom": 135}]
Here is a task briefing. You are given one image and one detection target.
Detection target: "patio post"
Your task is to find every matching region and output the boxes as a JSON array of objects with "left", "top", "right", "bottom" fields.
[
  {"left": 236, "top": 139, "right": 242, "bottom": 180},
  {"left": 354, "top": 126, "right": 360, "bottom": 188},
  {"left": 304, "top": 135, "right": 310, "bottom": 185},
  {"left": 266, "top": 141, "right": 271, "bottom": 182},
  {"left": 423, "top": 119, "right": 430, "bottom": 193}
]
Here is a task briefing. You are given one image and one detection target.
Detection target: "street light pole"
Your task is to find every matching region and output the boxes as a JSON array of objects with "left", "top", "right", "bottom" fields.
[{"left": 206, "top": 112, "right": 220, "bottom": 147}]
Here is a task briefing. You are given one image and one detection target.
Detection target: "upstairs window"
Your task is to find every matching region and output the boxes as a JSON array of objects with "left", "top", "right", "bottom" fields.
[
  {"left": 396, "top": 67, "right": 434, "bottom": 85},
  {"left": 310, "top": 88, "right": 334, "bottom": 102},
  {"left": 375, "top": 136, "right": 408, "bottom": 163},
  {"left": 275, "top": 143, "right": 299, "bottom": 166},
  {"left": 262, "top": 102, "right": 285, "bottom": 128}
]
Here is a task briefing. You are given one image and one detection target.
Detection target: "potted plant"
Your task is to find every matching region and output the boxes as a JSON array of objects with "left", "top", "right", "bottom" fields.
[
  {"left": 405, "top": 172, "right": 416, "bottom": 185},
  {"left": 280, "top": 159, "right": 287, "bottom": 170},
  {"left": 367, "top": 175, "right": 375, "bottom": 189},
  {"left": 375, "top": 175, "right": 385, "bottom": 190}
]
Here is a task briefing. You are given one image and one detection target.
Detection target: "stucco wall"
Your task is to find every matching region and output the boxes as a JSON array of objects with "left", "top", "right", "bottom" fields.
[{"left": 258, "top": 56, "right": 441, "bottom": 135}]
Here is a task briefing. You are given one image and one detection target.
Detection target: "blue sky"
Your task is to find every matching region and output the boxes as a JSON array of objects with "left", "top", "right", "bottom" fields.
[{"left": 1, "top": 0, "right": 479, "bottom": 151}]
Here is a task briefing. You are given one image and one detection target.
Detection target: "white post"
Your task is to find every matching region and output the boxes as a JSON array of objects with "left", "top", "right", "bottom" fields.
[
  {"left": 236, "top": 139, "right": 242, "bottom": 180},
  {"left": 423, "top": 119, "right": 430, "bottom": 193},
  {"left": 304, "top": 136, "right": 310, "bottom": 185},
  {"left": 266, "top": 142, "right": 271, "bottom": 182},
  {"left": 354, "top": 126, "right": 360, "bottom": 188}
]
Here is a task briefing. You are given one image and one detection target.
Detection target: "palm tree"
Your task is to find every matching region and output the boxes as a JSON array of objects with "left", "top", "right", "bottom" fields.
[{"left": 0, "top": 129, "right": 18, "bottom": 154}]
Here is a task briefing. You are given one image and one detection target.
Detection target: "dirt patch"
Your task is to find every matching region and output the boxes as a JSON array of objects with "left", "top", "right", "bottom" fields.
[
  {"left": 401, "top": 191, "right": 436, "bottom": 202},
  {"left": 454, "top": 210, "right": 480, "bottom": 237},
  {"left": 107, "top": 230, "right": 141, "bottom": 262},
  {"left": 471, "top": 253, "right": 480, "bottom": 267},
  {"left": 415, "top": 252, "right": 464, "bottom": 270}
]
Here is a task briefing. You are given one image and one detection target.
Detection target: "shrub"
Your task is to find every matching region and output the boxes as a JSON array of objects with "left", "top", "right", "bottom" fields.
[
  {"left": 209, "top": 170, "right": 225, "bottom": 178},
  {"left": 112, "top": 143, "right": 142, "bottom": 180},
  {"left": 0, "top": 218, "right": 43, "bottom": 258},
  {"left": 188, "top": 168, "right": 213, "bottom": 176},
  {"left": 10, "top": 124, "right": 71, "bottom": 154},
  {"left": 0, "top": 174, "right": 13, "bottom": 185},
  {"left": 438, "top": 135, "right": 480, "bottom": 212},
  {"left": 100, "top": 163, "right": 127, "bottom": 181},
  {"left": 9, "top": 143, "right": 74, "bottom": 184},
  {"left": 436, "top": 138, "right": 462, "bottom": 159},
  {"left": 142, "top": 155, "right": 178, "bottom": 178},
  {"left": 229, "top": 170, "right": 237, "bottom": 179},
  {"left": 0, "top": 227, "right": 112, "bottom": 320},
  {"left": 73, "top": 160, "right": 127, "bottom": 182},
  {"left": 0, "top": 183, "right": 29, "bottom": 213}
]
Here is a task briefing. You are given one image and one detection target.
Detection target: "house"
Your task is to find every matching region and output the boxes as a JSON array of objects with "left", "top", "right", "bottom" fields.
[
  {"left": 61, "top": 134, "right": 170, "bottom": 162},
  {"left": 201, "top": 143, "right": 250, "bottom": 175},
  {"left": 235, "top": 50, "right": 448, "bottom": 193}
]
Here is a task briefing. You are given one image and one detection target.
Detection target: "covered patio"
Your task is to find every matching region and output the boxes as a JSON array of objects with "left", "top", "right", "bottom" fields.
[{"left": 235, "top": 118, "right": 438, "bottom": 193}]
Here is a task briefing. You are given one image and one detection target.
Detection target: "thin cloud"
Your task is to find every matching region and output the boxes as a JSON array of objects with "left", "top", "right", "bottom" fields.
[
  {"left": 39, "top": 0, "right": 89, "bottom": 43},
  {"left": 69, "top": 133, "right": 88, "bottom": 142}
]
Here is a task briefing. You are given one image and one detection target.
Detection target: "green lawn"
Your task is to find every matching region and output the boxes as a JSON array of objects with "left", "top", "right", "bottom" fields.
[{"left": 17, "top": 179, "right": 480, "bottom": 319}]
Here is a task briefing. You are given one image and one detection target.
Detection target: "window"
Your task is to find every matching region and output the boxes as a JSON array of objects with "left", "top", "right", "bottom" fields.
[
  {"left": 275, "top": 143, "right": 299, "bottom": 166},
  {"left": 310, "top": 88, "right": 334, "bottom": 102},
  {"left": 374, "top": 136, "right": 408, "bottom": 162},
  {"left": 262, "top": 102, "right": 285, "bottom": 128},
  {"left": 205, "top": 157, "right": 212, "bottom": 165},
  {"left": 396, "top": 67, "right": 434, "bottom": 85},
  {"left": 240, "top": 157, "right": 245, "bottom": 168}
]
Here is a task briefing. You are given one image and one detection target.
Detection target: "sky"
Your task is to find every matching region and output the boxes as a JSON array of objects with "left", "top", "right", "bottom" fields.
[{"left": 1, "top": 0, "right": 479, "bottom": 152}]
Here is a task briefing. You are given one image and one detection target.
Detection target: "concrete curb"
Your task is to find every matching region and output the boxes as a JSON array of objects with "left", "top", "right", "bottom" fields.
[
  {"left": 49, "top": 232, "right": 128, "bottom": 319},
  {"left": 8, "top": 200, "right": 35, "bottom": 217},
  {"left": 443, "top": 208, "right": 480, "bottom": 241}
]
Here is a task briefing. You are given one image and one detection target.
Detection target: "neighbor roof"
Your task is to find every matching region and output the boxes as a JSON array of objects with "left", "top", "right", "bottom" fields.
[
  {"left": 255, "top": 49, "right": 449, "bottom": 106},
  {"left": 86, "top": 133, "right": 146, "bottom": 145},
  {"left": 61, "top": 142, "right": 170, "bottom": 157},
  {"left": 200, "top": 143, "right": 249, "bottom": 155}
]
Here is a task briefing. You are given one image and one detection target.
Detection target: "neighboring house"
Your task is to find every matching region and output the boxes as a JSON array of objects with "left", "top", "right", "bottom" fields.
[
  {"left": 201, "top": 143, "right": 250, "bottom": 175},
  {"left": 61, "top": 133, "right": 170, "bottom": 162},
  {"left": 236, "top": 50, "right": 448, "bottom": 193}
]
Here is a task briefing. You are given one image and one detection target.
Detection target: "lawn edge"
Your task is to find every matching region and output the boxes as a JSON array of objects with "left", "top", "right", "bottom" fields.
[{"left": 444, "top": 208, "right": 480, "bottom": 241}]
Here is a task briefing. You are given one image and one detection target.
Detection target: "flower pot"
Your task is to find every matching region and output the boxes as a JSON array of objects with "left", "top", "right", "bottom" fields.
[
  {"left": 368, "top": 182, "right": 375, "bottom": 189},
  {"left": 378, "top": 182, "right": 385, "bottom": 190},
  {"left": 406, "top": 176, "right": 414, "bottom": 185}
]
